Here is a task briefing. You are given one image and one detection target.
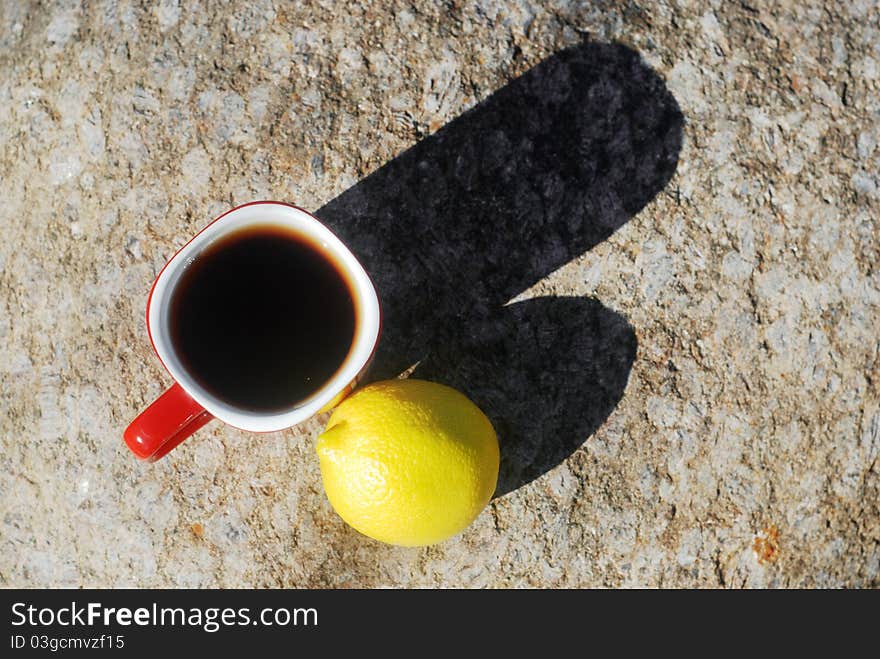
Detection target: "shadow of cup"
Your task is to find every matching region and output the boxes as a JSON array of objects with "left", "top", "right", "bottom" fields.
[{"left": 317, "top": 41, "right": 683, "bottom": 497}]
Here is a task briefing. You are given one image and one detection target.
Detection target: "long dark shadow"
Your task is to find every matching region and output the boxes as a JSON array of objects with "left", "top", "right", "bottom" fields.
[{"left": 316, "top": 41, "right": 683, "bottom": 496}]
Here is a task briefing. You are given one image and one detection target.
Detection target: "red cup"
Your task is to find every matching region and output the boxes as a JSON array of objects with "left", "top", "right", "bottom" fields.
[{"left": 123, "top": 201, "right": 381, "bottom": 461}]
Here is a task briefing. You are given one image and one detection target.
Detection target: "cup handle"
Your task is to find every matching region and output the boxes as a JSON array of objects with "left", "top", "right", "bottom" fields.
[{"left": 124, "top": 383, "right": 214, "bottom": 461}]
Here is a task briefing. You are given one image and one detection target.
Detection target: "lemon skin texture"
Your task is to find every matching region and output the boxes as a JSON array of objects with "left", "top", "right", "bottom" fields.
[{"left": 316, "top": 379, "right": 499, "bottom": 547}]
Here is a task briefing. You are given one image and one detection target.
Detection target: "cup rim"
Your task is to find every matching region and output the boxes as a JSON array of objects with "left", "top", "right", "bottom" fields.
[{"left": 146, "top": 201, "right": 381, "bottom": 432}]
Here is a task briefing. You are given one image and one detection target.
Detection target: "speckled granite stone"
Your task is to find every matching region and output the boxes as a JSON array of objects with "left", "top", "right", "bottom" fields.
[{"left": 1, "top": 1, "right": 877, "bottom": 587}]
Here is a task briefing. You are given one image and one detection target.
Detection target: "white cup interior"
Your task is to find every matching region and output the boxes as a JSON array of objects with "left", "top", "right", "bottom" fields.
[{"left": 147, "top": 202, "right": 381, "bottom": 432}]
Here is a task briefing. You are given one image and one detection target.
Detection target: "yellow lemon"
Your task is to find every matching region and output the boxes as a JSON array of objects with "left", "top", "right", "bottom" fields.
[{"left": 316, "top": 379, "right": 499, "bottom": 547}]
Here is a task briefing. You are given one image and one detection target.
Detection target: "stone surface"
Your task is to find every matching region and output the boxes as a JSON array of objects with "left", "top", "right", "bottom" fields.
[{"left": 1, "top": 1, "right": 878, "bottom": 588}]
